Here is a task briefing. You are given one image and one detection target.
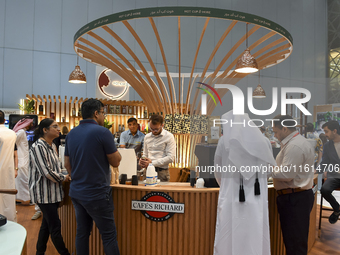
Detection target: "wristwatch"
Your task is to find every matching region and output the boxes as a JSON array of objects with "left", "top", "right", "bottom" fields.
[{"left": 15, "top": 167, "right": 18, "bottom": 170}]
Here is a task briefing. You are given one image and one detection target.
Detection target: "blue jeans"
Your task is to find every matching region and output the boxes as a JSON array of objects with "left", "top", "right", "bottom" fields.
[{"left": 71, "top": 190, "right": 120, "bottom": 255}]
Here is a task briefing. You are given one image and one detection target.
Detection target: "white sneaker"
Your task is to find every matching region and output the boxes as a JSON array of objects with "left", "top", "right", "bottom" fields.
[{"left": 31, "top": 211, "right": 42, "bottom": 220}]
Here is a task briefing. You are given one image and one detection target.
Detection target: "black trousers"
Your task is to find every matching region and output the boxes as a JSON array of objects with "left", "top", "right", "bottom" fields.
[
  {"left": 320, "top": 177, "right": 340, "bottom": 212},
  {"left": 276, "top": 189, "right": 314, "bottom": 255},
  {"left": 36, "top": 202, "right": 70, "bottom": 255}
]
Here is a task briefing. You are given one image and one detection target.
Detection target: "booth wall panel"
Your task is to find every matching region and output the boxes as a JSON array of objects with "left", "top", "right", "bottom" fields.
[
  {"left": 4, "top": 0, "right": 34, "bottom": 50},
  {"left": 34, "top": 1, "right": 62, "bottom": 52},
  {"left": 302, "top": 0, "right": 316, "bottom": 83},
  {"left": 61, "top": 0, "right": 88, "bottom": 55},
  {"left": 289, "top": 0, "right": 303, "bottom": 82},
  {"left": 314, "top": 0, "right": 327, "bottom": 85},
  {"left": 0, "top": 49, "right": 3, "bottom": 107},
  {"left": 33, "top": 51, "right": 61, "bottom": 96},
  {"left": 0, "top": 0, "right": 5, "bottom": 48},
  {"left": 3, "top": 49, "right": 33, "bottom": 107}
]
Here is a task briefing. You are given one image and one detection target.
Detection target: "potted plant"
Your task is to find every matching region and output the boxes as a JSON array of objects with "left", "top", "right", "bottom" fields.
[
  {"left": 104, "top": 119, "right": 114, "bottom": 130},
  {"left": 18, "top": 99, "right": 35, "bottom": 114}
]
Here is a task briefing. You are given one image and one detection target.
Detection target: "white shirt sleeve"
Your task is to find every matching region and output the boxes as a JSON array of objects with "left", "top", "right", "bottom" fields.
[{"left": 143, "top": 136, "right": 149, "bottom": 159}]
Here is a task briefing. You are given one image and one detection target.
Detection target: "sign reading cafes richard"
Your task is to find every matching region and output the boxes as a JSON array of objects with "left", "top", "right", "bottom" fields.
[{"left": 132, "top": 192, "right": 184, "bottom": 222}]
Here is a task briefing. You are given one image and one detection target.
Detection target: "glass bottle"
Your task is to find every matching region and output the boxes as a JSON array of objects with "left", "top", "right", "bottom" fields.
[
  {"left": 116, "top": 105, "right": 121, "bottom": 114},
  {"left": 128, "top": 105, "right": 133, "bottom": 114},
  {"left": 144, "top": 107, "right": 148, "bottom": 119},
  {"left": 38, "top": 105, "right": 44, "bottom": 115},
  {"left": 110, "top": 105, "right": 115, "bottom": 114}
]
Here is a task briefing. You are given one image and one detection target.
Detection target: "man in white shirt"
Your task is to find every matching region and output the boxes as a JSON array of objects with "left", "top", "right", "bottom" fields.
[
  {"left": 272, "top": 115, "right": 314, "bottom": 255},
  {"left": 0, "top": 110, "right": 17, "bottom": 221},
  {"left": 139, "top": 114, "right": 176, "bottom": 182}
]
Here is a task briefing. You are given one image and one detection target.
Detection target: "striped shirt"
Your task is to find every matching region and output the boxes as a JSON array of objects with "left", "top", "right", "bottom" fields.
[{"left": 29, "top": 139, "right": 65, "bottom": 204}]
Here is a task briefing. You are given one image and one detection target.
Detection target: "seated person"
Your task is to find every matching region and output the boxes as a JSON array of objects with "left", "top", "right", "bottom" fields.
[
  {"left": 119, "top": 118, "right": 145, "bottom": 169},
  {"left": 320, "top": 120, "right": 340, "bottom": 224}
]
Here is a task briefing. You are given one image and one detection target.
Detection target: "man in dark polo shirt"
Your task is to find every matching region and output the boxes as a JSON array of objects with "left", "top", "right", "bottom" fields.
[{"left": 64, "top": 98, "right": 121, "bottom": 255}]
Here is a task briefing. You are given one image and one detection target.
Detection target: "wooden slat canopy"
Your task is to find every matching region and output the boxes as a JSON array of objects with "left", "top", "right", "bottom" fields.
[{"left": 73, "top": 6, "right": 293, "bottom": 116}]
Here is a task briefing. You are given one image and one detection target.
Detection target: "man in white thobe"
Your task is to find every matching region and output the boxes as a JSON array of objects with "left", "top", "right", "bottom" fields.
[
  {"left": 13, "top": 118, "right": 33, "bottom": 204},
  {"left": 0, "top": 110, "right": 17, "bottom": 221},
  {"left": 213, "top": 110, "right": 276, "bottom": 255}
]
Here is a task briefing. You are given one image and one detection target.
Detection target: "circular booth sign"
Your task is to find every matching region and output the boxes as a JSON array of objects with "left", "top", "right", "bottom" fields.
[
  {"left": 98, "top": 68, "right": 129, "bottom": 100},
  {"left": 132, "top": 192, "right": 184, "bottom": 222}
]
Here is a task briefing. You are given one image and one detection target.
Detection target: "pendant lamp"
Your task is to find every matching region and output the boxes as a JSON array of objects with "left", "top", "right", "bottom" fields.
[
  {"left": 69, "top": 56, "right": 87, "bottom": 83},
  {"left": 252, "top": 70, "right": 266, "bottom": 98},
  {"left": 235, "top": 23, "right": 258, "bottom": 73}
]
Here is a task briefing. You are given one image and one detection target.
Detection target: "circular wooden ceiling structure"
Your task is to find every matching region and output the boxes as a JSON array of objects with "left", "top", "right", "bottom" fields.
[{"left": 73, "top": 7, "right": 293, "bottom": 116}]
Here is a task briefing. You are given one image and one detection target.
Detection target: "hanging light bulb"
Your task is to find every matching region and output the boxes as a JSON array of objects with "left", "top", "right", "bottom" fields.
[
  {"left": 235, "top": 23, "right": 258, "bottom": 73},
  {"left": 69, "top": 56, "right": 87, "bottom": 83},
  {"left": 253, "top": 70, "right": 266, "bottom": 98}
]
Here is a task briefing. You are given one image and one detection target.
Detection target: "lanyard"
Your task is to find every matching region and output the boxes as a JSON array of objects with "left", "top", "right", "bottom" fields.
[{"left": 281, "top": 132, "right": 299, "bottom": 149}]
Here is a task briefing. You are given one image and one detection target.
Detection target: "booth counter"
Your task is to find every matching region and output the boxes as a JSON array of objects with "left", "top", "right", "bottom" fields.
[{"left": 59, "top": 181, "right": 317, "bottom": 255}]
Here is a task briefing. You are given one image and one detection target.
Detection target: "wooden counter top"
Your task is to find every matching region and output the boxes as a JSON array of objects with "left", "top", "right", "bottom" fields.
[{"left": 111, "top": 183, "right": 220, "bottom": 192}]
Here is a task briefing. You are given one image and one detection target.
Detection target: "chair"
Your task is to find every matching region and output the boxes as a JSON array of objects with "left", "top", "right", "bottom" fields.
[{"left": 318, "top": 180, "right": 340, "bottom": 238}]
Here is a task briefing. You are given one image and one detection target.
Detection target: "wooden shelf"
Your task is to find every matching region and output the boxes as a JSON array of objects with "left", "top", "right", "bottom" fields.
[{"left": 25, "top": 94, "right": 149, "bottom": 136}]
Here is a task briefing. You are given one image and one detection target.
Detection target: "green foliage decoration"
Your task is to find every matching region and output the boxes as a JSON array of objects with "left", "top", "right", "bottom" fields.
[{"left": 18, "top": 99, "right": 35, "bottom": 114}]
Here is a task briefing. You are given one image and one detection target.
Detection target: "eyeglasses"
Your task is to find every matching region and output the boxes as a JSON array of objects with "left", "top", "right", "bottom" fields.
[
  {"left": 149, "top": 125, "right": 162, "bottom": 132},
  {"left": 99, "top": 111, "right": 106, "bottom": 117},
  {"left": 49, "top": 125, "right": 59, "bottom": 129}
]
